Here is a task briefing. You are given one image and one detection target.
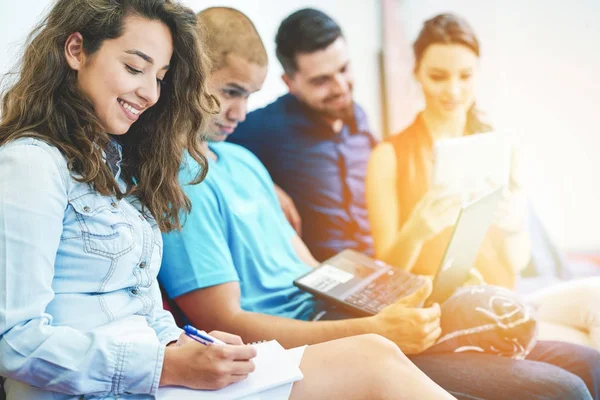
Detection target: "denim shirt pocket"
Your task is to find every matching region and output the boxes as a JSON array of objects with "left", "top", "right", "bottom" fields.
[{"left": 68, "top": 192, "right": 135, "bottom": 258}]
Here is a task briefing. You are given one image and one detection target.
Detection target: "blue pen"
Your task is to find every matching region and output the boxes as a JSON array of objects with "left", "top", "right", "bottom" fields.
[{"left": 184, "top": 325, "right": 226, "bottom": 346}]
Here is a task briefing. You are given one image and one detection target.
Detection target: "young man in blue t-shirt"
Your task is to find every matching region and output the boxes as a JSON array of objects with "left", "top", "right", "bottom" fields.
[
  {"left": 156, "top": 7, "right": 462, "bottom": 400},
  {"left": 160, "top": 8, "right": 442, "bottom": 353},
  {"left": 159, "top": 7, "right": 600, "bottom": 400}
]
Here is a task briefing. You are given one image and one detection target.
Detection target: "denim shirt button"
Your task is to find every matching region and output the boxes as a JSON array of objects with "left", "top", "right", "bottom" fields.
[
  {"left": 83, "top": 206, "right": 91, "bottom": 212},
  {"left": 131, "top": 289, "right": 139, "bottom": 295},
  {"left": 111, "top": 202, "right": 118, "bottom": 208},
  {"left": 139, "top": 262, "right": 146, "bottom": 269}
]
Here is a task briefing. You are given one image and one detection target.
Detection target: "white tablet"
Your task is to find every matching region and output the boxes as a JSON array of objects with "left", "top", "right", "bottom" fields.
[{"left": 432, "top": 132, "right": 511, "bottom": 195}]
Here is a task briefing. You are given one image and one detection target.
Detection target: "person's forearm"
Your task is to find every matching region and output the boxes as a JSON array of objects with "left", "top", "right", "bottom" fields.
[
  {"left": 380, "top": 221, "right": 426, "bottom": 272},
  {"left": 218, "top": 309, "right": 376, "bottom": 348},
  {"left": 149, "top": 285, "right": 184, "bottom": 345},
  {"left": 475, "top": 251, "right": 516, "bottom": 288},
  {"left": 474, "top": 227, "right": 530, "bottom": 288},
  {"left": 495, "top": 228, "right": 532, "bottom": 275},
  {"left": 0, "top": 321, "right": 163, "bottom": 395},
  {"left": 160, "top": 346, "right": 180, "bottom": 387},
  {"left": 291, "top": 234, "right": 319, "bottom": 267}
]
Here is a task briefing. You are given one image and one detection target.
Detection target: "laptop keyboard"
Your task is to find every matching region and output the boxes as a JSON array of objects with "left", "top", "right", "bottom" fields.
[{"left": 344, "top": 269, "right": 425, "bottom": 314}]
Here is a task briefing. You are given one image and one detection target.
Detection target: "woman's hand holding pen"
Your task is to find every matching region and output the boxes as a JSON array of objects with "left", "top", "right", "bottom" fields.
[{"left": 160, "top": 330, "right": 257, "bottom": 389}]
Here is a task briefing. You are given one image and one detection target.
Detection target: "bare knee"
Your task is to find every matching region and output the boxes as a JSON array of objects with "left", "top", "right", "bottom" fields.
[
  {"left": 348, "top": 334, "right": 430, "bottom": 398},
  {"left": 353, "top": 333, "right": 408, "bottom": 361},
  {"left": 348, "top": 335, "right": 413, "bottom": 378}
]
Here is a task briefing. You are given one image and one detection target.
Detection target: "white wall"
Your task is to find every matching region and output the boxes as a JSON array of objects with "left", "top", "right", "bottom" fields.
[
  {"left": 0, "top": 0, "right": 383, "bottom": 137},
  {"left": 0, "top": 2, "right": 52, "bottom": 77},
  {"left": 3, "top": 1, "right": 596, "bottom": 251},
  {"left": 393, "top": 0, "right": 600, "bottom": 251}
]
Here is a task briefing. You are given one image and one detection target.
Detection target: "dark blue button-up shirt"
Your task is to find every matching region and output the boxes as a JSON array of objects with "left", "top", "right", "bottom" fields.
[{"left": 228, "top": 93, "right": 377, "bottom": 261}]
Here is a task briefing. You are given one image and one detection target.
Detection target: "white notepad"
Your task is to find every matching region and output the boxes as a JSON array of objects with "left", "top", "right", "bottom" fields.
[{"left": 157, "top": 341, "right": 304, "bottom": 400}]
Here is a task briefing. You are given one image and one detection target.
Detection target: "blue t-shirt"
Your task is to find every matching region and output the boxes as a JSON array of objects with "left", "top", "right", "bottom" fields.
[
  {"left": 159, "top": 142, "right": 316, "bottom": 320},
  {"left": 228, "top": 93, "right": 377, "bottom": 261}
]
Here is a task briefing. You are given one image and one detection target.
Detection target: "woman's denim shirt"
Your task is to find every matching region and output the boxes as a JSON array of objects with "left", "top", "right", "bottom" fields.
[{"left": 0, "top": 138, "right": 182, "bottom": 398}]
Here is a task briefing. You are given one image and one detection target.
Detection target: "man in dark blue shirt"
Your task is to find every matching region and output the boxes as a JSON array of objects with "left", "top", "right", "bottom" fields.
[{"left": 228, "top": 8, "right": 377, "bottom": 261}]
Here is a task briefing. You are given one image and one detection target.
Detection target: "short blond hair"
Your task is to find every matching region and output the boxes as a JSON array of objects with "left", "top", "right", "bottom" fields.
[{"left": 198, "top": 7, "right": 268, "bottom": 70}]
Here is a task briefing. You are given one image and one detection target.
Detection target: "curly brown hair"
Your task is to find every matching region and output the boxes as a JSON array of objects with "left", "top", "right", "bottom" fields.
[{"left": 0, "top": 0, "right": 219, "bottom": 232}]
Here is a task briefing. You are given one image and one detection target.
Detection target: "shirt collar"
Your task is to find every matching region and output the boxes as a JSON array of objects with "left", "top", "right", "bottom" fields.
[{"left": 103, "top": 137, "right": 123, "bottom": 180}]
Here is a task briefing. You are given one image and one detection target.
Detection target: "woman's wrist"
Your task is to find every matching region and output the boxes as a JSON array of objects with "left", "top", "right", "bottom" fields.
[
  {"left": 403, "top": 217, "right": 430, "bottom": 245},
  {"left": 495, "top": 219, "right": 527, "bottom": 237},
  {"left": 160, "top": 346, "right": 181, "bottom": 387}
]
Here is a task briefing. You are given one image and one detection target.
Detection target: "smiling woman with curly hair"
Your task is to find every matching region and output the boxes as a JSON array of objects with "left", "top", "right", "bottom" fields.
[{"left": 0, "top": 0, "right": 263, "bottom": 398}]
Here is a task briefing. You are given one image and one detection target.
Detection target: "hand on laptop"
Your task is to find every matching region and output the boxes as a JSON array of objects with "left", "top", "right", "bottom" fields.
[
  {"left": 371, "top": 279, "right": 442, "bottom": 355},
  {"left": 406, "top": 186, "right": 463, "bottom": 242}
]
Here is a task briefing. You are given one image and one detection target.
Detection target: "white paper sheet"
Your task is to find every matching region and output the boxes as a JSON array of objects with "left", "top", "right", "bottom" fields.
[{"left": 157, "top": 341, "right": 304, "bottom": 400}]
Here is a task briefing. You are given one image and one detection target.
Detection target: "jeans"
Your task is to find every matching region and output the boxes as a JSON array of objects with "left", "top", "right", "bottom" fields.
[
  {"left": 314, "top": 305, "right": 600, "bottom": 399},
  {"left": 410, "top": 341, "right": 599, "bottom": 400}
]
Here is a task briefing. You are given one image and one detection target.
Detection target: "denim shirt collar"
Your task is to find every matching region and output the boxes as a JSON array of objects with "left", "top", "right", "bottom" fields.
[{"left": 103, "top": 138, "right": 123, "bottom": 181}]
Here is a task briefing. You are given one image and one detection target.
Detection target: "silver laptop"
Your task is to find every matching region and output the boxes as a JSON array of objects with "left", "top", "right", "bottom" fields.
[{"left": 294, "top": 188, "right": 503, "bottom": 316}]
